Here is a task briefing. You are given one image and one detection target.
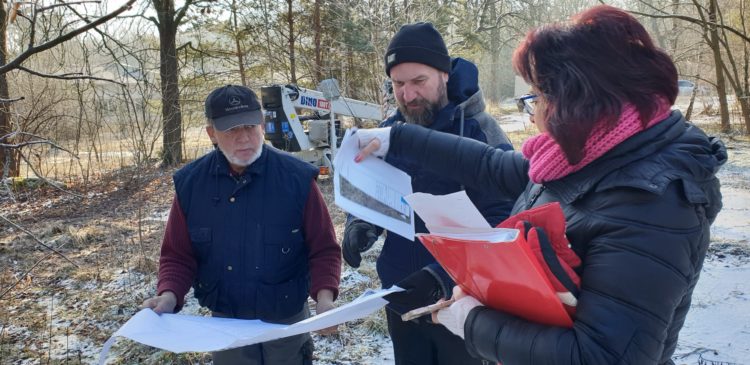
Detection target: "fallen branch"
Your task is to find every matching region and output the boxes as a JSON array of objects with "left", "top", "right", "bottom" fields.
[
  {"left": 0, "top": 240, "right": 71, "bottom": 301},
  {"left": 0, "top": 214, "right": 79, "bottom": 268},
  {"left": 17, "top": 152, "right": 85, "bottom": 199}
]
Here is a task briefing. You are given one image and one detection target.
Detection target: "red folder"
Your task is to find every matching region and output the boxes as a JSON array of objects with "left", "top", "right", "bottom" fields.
[{"left": 417, "top": 208, "right": 575, "bottom": 328}]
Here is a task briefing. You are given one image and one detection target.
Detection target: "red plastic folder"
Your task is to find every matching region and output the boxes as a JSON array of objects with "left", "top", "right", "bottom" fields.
[{"left": 417, "top": 229, "right": 574, "bottom": 328}]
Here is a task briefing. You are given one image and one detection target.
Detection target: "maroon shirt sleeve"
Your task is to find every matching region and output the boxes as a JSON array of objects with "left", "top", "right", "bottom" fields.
[
  {"left": 156, "top": 195, "right": 197, "bottom": 311},
  {"left": 303, "top": 180, "right": 342, "bottom": 301}
]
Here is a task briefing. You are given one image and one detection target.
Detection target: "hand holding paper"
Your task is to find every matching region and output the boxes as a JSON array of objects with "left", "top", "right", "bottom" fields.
[
  {"left": 333, "top": 129, "right": 414, "bottom": 240},
  {"left": 353, "top": 127, "right": 391, "bottom": 161}
]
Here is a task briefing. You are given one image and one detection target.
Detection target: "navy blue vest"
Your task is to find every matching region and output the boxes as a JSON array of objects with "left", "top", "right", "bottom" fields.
[{"left": 174, "top": 145, "right": 318, "bottom": 321}]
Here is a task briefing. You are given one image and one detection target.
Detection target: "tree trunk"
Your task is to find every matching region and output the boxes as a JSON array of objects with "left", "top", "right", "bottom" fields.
[
  {"left": 488, "top": 2, "right": 500, "bottom": 103},
  {"left": 685, "top": 75, "right": 698, "bottom": 120},
  {"left": 708, "top": 0, "right": 731, "bottom": 132},
  {"left": 739, "top": 98, "right": 750, "bottom": 134},
  {"left": 670, "top": 0, "right": 680, "bottom": 52},
  {"left": 313, "top": 0, "right": 323, "bottom": 83},
  {"left": 232, "top": 0, "right": 247, "bottom": 86},
  {"left": 286, "top": 0, "right": 296, "bottom": 84},
  {"left": 0, "top": 3, "right": 18, "bottom": 178},
  {"left": 154, "top": 0, "right": 183, "bottom": 166}
]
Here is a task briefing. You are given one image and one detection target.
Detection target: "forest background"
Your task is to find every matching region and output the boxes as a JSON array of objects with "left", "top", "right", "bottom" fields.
[{"left": 0, "top": 0, "right": 749, "bottom": 364}]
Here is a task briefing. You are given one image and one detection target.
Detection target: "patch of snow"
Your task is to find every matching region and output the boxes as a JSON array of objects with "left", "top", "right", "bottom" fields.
[
  {"left": 674, "top": 144, "right": 750, "bottom": 364},
  {"left": 497, "top": 113, "right": 531, "bottom": 132},
  {"left": 49, "top": 333, "right": 101, "bottom": 361},
  {"left": 673, "top": 254, "right": 750, "bottom": 363},
  {"left": 145, "top": 209, "right": 170, "bottom": 222},
  {"left": 314, "top": 331, "right": 394, "bottom": 364},
  {"left": 711, "top": 186, "right": 750, "bottom": 243}
]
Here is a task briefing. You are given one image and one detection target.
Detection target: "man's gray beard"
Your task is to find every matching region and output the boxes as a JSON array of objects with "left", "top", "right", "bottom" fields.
[
  {"left": 400, "top": 102, "right": 439, "bottom": 126},
  {"left": 220, "top": 144, "right": 263, "bottom": 168},
  {"left": 398, "top": 84, "right": 449, "bottom": 126}
]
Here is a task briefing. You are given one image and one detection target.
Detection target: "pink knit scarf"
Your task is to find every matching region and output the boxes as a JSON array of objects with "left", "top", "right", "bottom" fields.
[{"left": 521, "top": 102, "right": 672, "bottom": 184}]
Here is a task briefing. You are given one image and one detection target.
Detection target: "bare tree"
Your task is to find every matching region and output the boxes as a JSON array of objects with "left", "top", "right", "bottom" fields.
[
  {"left": 630, "top": 0, "right": 750, "bottom": 133},
  {"left": 0, "top": 1, "right": 135, "bottom": 178},
  {"left": 150, "top": 0, "right": 187, "bottom": 167},
  {"left": 286, "top": 0, "right": 298, "bottom": 84}
]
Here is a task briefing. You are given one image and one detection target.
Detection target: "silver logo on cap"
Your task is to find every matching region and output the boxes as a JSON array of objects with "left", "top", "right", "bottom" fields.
[
  {"left": 387, "top": 53, "right": 396, "bottom": 64},
  {"left": 229, "top": 96, "right": 241, "bottom": 106}
]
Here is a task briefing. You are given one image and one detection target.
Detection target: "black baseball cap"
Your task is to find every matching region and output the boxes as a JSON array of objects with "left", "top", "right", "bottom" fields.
[{"left": 204, "top": 85, "right": 263, "bottom": 131}]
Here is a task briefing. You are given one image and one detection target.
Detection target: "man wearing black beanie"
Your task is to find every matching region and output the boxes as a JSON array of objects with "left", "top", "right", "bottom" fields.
[{"left": 342, "top": 22, "right": 514, "bottom": 364}]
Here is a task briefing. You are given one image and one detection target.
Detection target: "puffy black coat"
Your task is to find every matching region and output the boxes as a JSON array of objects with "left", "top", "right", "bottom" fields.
[{"left": 387, "top": 111, "right": 726, "bottom": 365}]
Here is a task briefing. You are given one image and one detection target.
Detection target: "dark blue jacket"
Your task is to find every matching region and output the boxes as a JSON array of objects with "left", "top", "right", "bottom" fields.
[
  {"left": 174, "top": 145, "right": 318, "bottom": 321},
  {"left": 387, "top": 111, "right": 726, "bottom": 364},
  {"left": 376, "top": 58, "right": 514, "bottom": 299}
]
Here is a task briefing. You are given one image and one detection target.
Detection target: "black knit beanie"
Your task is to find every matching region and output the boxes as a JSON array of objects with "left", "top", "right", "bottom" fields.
[{"left": 384, "top": 22, "right": 451, "bottom": 76}]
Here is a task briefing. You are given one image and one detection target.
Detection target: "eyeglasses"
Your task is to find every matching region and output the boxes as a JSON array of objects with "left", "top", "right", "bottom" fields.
[{"left": 516, "top": 94, "right": 537, "bottom": 116}]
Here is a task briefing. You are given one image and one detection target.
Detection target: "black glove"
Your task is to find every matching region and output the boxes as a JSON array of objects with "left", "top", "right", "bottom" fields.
[
  {"left": 342, "top": 219, "right": 379, "bottom": 268},
  {"left": 384, "top": 268, "right": 447, "bottom": 312}
]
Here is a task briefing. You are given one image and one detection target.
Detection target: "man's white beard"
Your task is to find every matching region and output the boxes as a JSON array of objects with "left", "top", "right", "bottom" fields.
[{"left": 222, "top": 145, "right": 263, "bottom": 168}]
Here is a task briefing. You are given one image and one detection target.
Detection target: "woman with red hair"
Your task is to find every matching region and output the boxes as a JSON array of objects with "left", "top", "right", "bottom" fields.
[{"left": 355, "top": 5, "right": 726, "bottom": 364}]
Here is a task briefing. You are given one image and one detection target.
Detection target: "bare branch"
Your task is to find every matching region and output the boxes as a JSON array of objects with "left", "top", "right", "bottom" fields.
[
  {"left": 16, "top": 66, "right": 125, "bottom": 85},
  {"left": 0, "top": 0, "right": 139, "bottom": 75},
  {"left": 628, "top": 10, "right": 750, "bottom": 43},
  {"left": 1, "top": 132, "right": 77, "bottom": 157},
  {"left": 0, "top": 96, "right": 25, "bottom": 103},
  {"left": 38, "top": 1, "right": 101, "bottom": 13}
]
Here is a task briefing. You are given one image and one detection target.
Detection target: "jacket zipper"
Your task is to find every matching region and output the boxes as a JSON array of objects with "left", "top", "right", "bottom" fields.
[{"left": 525, "top": 184, "right": 547, "bottom": 210}]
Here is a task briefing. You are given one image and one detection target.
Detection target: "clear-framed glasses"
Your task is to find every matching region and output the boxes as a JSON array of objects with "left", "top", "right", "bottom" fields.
[{"left": 516, "top": 94, "right": 537, "bottom": 116}]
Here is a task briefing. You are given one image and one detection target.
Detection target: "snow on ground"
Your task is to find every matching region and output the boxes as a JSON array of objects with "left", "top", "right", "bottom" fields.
[{"left": 673, "top": 136, "right": 750, "bottom": 365}]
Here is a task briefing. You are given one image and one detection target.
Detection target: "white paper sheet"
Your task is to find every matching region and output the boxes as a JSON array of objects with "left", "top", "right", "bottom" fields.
[
  {"left": 405, "top": 191, "right": 519, "bottom": 241},
  {"left": 98, "top": 287, "right": 403, "bottom": 364},
  {"left": 404, "top": 191, "right": 491, "bottom": 230},
  {"left": 333, "top": 129, "right": 414, "bottom": 240}
]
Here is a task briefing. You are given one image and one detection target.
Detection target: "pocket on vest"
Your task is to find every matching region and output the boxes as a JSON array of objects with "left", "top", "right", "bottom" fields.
[
  {"left": 189, "top": 227, "right": 220, "bottom": 309},
  {"left": 255, "top": 277, "right": 306, "bottom": 321},
  {"left": 194, "top": 269, "right": 220, "bottom": 310},
  {"left": 189, "top": 227, "right": 213, "bottom": 260},
  {"left": 263, "top": 225, "right": 305, "bottom": 281}
]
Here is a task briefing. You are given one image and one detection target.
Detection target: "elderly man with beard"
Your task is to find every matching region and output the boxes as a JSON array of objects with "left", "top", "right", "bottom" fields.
[
  {"left": 341, "top": 22, "right": 514, "bottom": 365},
  {"left": 141, "top": 85, "right": 341, "bottom": 365}
]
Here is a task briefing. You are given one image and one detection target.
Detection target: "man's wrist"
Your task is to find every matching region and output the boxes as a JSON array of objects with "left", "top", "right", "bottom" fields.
[{"left": 316, "top": 288, "right": 335, "bottom": 303}]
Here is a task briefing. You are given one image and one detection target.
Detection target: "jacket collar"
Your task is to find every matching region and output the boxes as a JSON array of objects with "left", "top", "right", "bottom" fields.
[{"left": 456, "top": 87, "right": 485, "bottom": 118}]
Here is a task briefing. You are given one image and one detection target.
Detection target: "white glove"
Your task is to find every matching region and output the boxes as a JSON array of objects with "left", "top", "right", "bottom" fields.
[
  {"left": 355, "top": 127, "right": 391, "bottom": 158},
  {"left": 436, "top": 295, "right": 482, "bottom": 339}
]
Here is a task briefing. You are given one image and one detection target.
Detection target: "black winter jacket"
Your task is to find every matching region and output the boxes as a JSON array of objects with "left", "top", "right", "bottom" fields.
[
  {"left": 374, "top": 58, "right": 513, "bottom": 297},
  {"left": 387, "top": 111, "right": 726, "bottom": 365}
]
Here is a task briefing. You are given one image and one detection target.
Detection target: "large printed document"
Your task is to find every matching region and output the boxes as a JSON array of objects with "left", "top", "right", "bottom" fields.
[
  {"left": 333, "top": 129, "right": 414, "bottom": 240},
  {"left": 98, "top": 287, "right": 403, "bottom": 364}
]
